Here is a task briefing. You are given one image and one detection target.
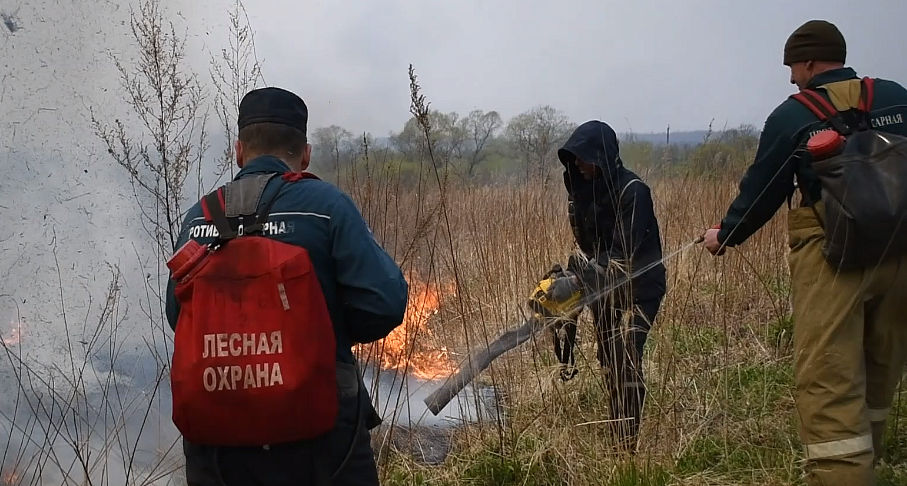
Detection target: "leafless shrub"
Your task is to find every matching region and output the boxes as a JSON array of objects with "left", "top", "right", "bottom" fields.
[
  {"left": 1, "top": 0, "right": 264, "bottom": 484},
  {"left": 1, "top": 249, "right": 182, "bottom": 485},
  {"left": 209, "top": 0, "right": 263, "bottom": 182},
  {"left": 91, "top": 0, "right": 210, "bottom": 259}
]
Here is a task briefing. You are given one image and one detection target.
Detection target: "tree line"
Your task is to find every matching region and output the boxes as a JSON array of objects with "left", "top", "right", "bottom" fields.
[{"left": 309, "top": 105, "right": 764, "bottom": 185}]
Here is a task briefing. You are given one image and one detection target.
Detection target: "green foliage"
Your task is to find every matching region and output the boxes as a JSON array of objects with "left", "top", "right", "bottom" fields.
[
  {"left": 675, "top": 434, "right": 801, "bottom": 483},
  {"left": 668, "top": 324, "right": 728, "bottom": 357},
  {"left": 768, "top": 314, "right": 794, "bottom": 355},
  {"left": 381, "top": 433, "right": 675, "bottom": 486},
  {"left": 607, "top": 461, "right": 673, "bottom": 486}
]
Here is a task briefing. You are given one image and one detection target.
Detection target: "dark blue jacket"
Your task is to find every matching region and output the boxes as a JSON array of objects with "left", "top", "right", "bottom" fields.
[
  {"left": 558, "top": 120, "right": 666, "bottom": 302},
  {"left": 165, "top": 156, "right": 409, "bottom": 366}
]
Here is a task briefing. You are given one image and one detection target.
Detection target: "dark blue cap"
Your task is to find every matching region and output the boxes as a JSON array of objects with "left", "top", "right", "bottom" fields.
[{"left": 238, "top": 87, "right": 308, "bottom": 133}]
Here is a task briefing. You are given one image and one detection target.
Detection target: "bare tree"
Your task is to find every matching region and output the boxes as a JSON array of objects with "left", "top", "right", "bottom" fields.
[
  {"left": 431, "top": 110, "right": 467, "bottom": 163},
  {"left": 504, "top": 105, "right": 574, "bottom": 182},
  {"left": 209, "top": 0, "right": 264, "bottom": 182},
  {"left": 312, "top": 124, "right": 355, "bottom": 186},
  {"left": 461, "top": 109, "right": 502, "bottom": 176},
  {"left": 390, "top": 110, "right": 466, "bottom": 168}
]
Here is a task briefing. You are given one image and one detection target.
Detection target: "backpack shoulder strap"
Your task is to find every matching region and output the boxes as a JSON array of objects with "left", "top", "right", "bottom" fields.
[
  {"left": 618, "top": 178, "right": 641, "bottom": 202},
  {"left": 858, "top": 76, "right": 876, "bottom": 112},
  {"left": 791, "top": 78, "right": 877, "bottom": 135},
  {"left": 200, "top": 172, "right": 302, "bottom": 241},
  {"left": 223, "top": 173, "right": 281, "bottom": 219},
  {"left": 200, "top": 187, "right": 235, "bottom": 240},
  {"left": 790, "top": 88, "right": 854, "bottom": 135},
  {"left": 791, "top": 89, "right": 840, "bottom": 121}
]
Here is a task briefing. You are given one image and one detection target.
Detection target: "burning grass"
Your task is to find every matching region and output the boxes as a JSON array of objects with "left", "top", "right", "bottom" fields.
[{"left": 355, "top": 274, "right": 458, "bottom": 381}]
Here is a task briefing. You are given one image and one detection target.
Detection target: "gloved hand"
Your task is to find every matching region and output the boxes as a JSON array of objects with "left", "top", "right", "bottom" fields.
[
  {"left": 529, "top": 264, "right": 584, "bottom": 317},
  {"left": 568, "top": 256, "right": 615, "bottom": 294},
  {"left": 544, "top": 272, "right": 581, "bottom": 303},
  {"left": 543, "top": 263, "right": 567, "bottom": 279}
]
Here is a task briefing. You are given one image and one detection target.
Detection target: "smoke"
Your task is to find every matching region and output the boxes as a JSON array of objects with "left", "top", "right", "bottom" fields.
[
  {"left": 0, "top": 353, "right": 183, "bottom": 485},
  {"left": 0, "top": 0, "right": 225, "bottom": 481},
  {"left": 0, "top": 275, "right": 184, "bottom": 485},
  {"left": 361, "top": 364, "right": 502, "bottom": 465},
  {"left": 0, "top": 0, "right": 506, "bottom": 481},
  {"left": 364, "top": 365, "right": 500, "bottom": 429}
]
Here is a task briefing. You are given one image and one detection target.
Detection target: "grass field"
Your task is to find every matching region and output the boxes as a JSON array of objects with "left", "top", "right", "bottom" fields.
[
  {"left": 2, "top": 6, "right": 905, "bottom": 482},
  {"left": 3, "top": 110, "right": 906, "bottom": 486},
  {"left": 348, "top": 159, "right": 907, "bottom": 486}
]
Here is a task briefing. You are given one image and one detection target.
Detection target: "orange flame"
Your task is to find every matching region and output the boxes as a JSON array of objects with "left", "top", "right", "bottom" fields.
[
  {"left": 2, "top": 320, "right": 22, "bottom": 346},
  {"left": 1, "top": 469, "right": 21, "bottom": 485},
  {"left": 356, "top": 277, "right": 456, "bottom": 380}
]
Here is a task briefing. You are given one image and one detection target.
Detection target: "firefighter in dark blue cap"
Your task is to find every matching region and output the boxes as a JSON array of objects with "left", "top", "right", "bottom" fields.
[{"left": 166, "top": 86, "right": 408, "bottom": 486}]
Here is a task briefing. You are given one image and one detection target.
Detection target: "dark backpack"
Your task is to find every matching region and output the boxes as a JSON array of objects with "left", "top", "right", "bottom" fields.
[{"left": 791, "top": 77, "right": 907, "bottom": 270}]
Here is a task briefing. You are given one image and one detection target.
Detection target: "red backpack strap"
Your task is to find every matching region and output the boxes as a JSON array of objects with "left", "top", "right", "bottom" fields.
[
  {"left": 790, "top": 88, "right": 859, "bottom": 135},
  {"left": 859, "top": 76, "right": 875, "bottom": 112},
  {"left": 282, "top": 171, "right": 321, "bottom": 182},
  {"left": 200, "top": 186, "right": 226, "bottom": 223},
  {"left": 790, "top": 89, "right": 840, "bottom": 122},
  {"left": 200, "top": 186, "right": 238, "bottom": 240}
]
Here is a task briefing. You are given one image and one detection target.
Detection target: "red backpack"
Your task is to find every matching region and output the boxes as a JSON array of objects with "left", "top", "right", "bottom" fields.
[{"left": 166, "top": 171, "right": 338, "bottom": 446}]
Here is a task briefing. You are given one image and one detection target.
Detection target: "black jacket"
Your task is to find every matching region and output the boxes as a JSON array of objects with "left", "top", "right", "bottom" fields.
[{"left": 558, "top": 120, "right": 666, "bottom": 303}]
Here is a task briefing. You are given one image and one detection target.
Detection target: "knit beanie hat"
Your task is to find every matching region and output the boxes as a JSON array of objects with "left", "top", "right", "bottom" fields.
[{"left": 783, "top": 20, "right": 846, "bottom": 66}]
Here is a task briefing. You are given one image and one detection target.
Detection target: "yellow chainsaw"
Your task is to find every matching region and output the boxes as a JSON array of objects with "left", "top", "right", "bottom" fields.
[
  {"left": 527, "top": 265, "right": 584, "bottom": 318},
  {"left": 527, "top": 263, "right": 586, "bottom": 380}
]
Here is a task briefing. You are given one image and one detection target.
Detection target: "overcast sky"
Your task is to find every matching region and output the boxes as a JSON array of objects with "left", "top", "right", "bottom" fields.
[
  {"left": 3, "top": 0, "right": 907, "bottom": 148},
  {"left": 227, "top": 0, "right": 907, "bottom": 136}
]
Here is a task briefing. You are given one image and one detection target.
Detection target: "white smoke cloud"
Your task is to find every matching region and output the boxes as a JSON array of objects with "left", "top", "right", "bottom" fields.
[{"left": 0, "top": 0, "right": 221, "bottom": 482}]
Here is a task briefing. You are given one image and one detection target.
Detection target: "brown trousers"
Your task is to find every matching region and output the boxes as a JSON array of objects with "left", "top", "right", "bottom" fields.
[{"left": 788, "top": 203, "right": 907, "bottom": 486}]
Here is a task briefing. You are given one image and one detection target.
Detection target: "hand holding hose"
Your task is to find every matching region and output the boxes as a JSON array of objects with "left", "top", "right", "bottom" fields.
[{"left": 700, "top": 224, "right": 726, "bottom": 256}]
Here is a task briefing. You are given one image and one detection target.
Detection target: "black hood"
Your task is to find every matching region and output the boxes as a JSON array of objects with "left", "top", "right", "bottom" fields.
[{"left": 558, "top": 120, "right": 623, "bottom": 182}]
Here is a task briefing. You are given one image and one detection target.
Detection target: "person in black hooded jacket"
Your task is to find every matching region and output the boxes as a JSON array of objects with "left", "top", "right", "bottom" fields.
[{"left": 556, "top": 119, "right": 667, "bottom": 452}]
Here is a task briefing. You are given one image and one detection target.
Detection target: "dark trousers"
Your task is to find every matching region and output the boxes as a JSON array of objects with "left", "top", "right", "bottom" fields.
[
  {"left": 182, "top": 364, "right": 382, "bottom": 486},
  {"left": 589, "top": 293, "right": 663, "bottom": 451}
]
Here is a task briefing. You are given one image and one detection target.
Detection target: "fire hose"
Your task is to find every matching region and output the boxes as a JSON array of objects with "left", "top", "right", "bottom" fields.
[{"left": 423, "top": 235, "right": 705, "bottom": 416}]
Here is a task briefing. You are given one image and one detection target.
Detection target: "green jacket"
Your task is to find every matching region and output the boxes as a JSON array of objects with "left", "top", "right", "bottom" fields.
[{"left": 717, "top": 67, "right": 907, "bottom": 247}]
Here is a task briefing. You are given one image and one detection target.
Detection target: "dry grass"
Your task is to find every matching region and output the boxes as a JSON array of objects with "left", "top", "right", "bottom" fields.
[
  {"left": 356, "top": 172, "right": 795, "bottom": 485},
  {"left": 354, "top": 162, "right": 907, "bottom": 486},
  {"left": 345, "top": 70, "right": 907, "bottom": 486},
  {"left": 3, "top": 114, "right": 905, "bottom": 486}
]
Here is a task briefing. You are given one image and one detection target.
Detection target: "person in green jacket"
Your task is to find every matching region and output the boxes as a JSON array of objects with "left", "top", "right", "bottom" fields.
[{"left": 702, "top": 19, "right": 907, "bottom": 486}]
